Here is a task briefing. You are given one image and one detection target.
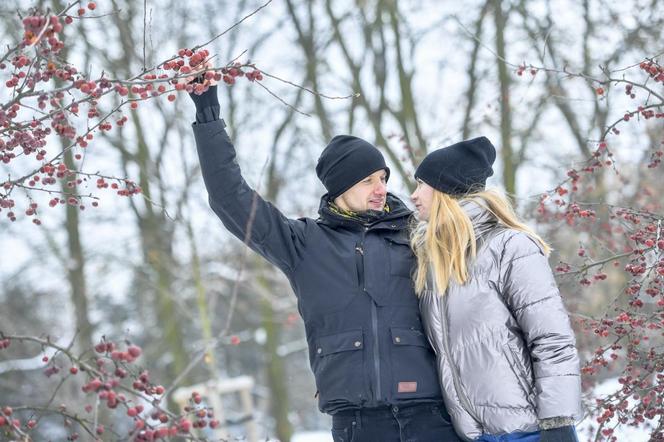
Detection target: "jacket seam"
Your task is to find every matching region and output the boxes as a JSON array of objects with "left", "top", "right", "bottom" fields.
[
  {"left": 497, "top": 231, "right": 522, "bottom": 290},
  {"left": 535, "top": 373, "right": 580, "bottom": 380},
  {"left": 474, "top": 403, "right": 534, "bottom": 411},
  {"left": 497, "top": 232, "right": 544, "bottom": 288},
  {"left": 511, "top": 294, "right": 558, "bottom": 313},
  {"left": 506, "top": 250, "right": 541, "bottom": 264},
  {"left": 288, "top": 228, "right": 308, "bottom": 274}
]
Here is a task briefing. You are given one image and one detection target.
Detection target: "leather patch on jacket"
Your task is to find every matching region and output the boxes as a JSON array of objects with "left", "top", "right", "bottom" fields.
[{"left": 398, "top": 381, "right": 417, "bottom": 393}]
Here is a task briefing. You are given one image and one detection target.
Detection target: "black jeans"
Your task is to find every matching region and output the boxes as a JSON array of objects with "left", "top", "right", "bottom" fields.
[{"left": 331, "top": 402, "right": 462, "bottom": 442}]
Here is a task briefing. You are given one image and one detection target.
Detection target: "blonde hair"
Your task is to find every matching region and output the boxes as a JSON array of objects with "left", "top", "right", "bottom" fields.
[{"left": 411, "top": 188, "right": 550, "bottom": 295}]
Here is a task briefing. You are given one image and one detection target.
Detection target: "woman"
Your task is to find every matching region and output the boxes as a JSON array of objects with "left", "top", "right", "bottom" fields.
[{"left": 409, "top": 136, "right": 582, "bottom": 442}]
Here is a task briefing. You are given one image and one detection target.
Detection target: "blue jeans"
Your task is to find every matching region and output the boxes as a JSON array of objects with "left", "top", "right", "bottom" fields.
[
  {"left": 475, "top": 431, "right": 541, "bottom": 442},
  {"left": 331, "top": 402, "right": 461, "bottom": 442},
  {"left": 475, "top": 427, "right": 580, "bottom": 442}
]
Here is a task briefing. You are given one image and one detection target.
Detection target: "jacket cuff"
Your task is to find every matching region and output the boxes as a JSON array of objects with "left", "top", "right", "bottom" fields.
[
  {"left": 539, "top": 416, "right": 576, "bottom": 430},
  {"left": 189, "top": 85, "right": 220, "bottom": 123}
]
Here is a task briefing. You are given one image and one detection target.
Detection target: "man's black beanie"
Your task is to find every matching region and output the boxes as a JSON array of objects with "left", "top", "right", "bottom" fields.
[
  {"left": 316, "top": 135, "right": 390, "bottom": 200},
  {"left": 415, "top": 136, "right": 496, "bottom": 196}
]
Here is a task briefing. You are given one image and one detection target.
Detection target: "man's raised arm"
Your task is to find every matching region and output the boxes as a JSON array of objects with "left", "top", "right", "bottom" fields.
[{"left": 190, "top": 86, "right": 307, "bottom": 274}]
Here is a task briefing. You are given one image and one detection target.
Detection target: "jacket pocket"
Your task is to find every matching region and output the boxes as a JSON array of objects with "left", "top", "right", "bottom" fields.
[
  {"left": 389, "top": 327, "right": 442, "bottom": 399},
  {"left": 313, "top": 330, "right": 366, "bottom": 406},
  {"left": 504, "top": 345, "right": 537, "bottom": 408},
  {"left": 385, "top": 236, "right": 415, "bottom": 279}
]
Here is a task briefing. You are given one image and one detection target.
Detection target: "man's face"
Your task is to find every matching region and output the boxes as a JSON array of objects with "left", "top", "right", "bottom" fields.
[
  {"left": 334, "top": 169, "right": 388, "bottom": 212},
  {"left": 410, "top": 179, "right": 435, "bottom": 221}
]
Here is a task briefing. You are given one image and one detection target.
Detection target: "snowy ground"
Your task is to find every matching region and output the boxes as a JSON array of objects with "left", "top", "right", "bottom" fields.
[{"left": 291, "top": 432, "right": 332, "bottom": 442}]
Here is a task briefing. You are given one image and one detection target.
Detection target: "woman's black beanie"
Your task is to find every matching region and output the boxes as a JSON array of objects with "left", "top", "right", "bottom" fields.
[
  {"left": 316, "top": 135, "right": 390, "bottom": 200},
  {"left": 415, "top": 136, "right": 496, "bottom": 195}
]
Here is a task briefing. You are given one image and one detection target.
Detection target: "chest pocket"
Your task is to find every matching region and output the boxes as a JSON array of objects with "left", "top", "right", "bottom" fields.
[{"left": 385, "top": 235, "right": 415, "bottom": 279}]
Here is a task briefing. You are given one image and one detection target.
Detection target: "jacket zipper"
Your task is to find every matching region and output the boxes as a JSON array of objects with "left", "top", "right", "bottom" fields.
[
  {"left": 356, "top": 227, "right": 382, "bottom": 402},
  {"left": 371, "top": 297, "right": 381, "bottom": 401},
  {"left": 439, "top": 292, "right": 483, "bottom": 428}
]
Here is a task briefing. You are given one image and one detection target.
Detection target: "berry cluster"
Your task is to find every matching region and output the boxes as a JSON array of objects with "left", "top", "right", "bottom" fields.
[
  {"left": 0, "top": 335, "right": 227, "bottom": 440},
  {"left": 520, "top": 57, "right": 664, "bottom": 441},
  {"left": 2, "top": 5, "right": 265, "bottom": 226}
]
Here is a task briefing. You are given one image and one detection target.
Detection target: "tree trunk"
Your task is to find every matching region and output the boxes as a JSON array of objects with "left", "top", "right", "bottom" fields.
[
  {"left": 493, "top": 0, "right": 516, "bottom": 195},
  {"left": 260, "top": 293, "right": 293, "bottom": 442},
  {"left": 62, "top": 147, "right": 94, "bottom": 352}
]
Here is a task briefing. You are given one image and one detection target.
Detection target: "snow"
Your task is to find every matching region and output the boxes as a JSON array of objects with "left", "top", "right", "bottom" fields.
[{"left": 291, "top": 432, "right": 333, "bottom": 442}]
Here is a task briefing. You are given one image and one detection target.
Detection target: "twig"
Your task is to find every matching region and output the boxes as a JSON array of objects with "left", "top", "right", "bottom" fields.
[
  {"left": 193, "top": 0, "right": 274, "bottom": 50},
  {"left": 260, "top": 69, "right": 358, "bottom": 100},
  {"left": 143, "top": 0, "right": 148, "bottom": 71},
  {"left": 255, "top": 81, "right": 310, "bottom": 117},
  {"left": 163, "top": 158, "right": 270, "bottom": 397}
]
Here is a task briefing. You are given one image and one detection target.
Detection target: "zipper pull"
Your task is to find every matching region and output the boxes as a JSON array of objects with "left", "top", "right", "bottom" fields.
[{"left": 355, "top": 245, "right": 364, "bottom": 255}]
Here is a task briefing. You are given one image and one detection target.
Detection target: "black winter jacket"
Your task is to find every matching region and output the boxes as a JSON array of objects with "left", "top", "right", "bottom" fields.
[{"left": 192, "top": 119, "right": 443, "bottom": 414}]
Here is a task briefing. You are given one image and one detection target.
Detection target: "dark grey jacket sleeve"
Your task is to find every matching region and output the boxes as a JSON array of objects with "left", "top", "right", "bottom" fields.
[
  {"left": 499, "top": 233, "right": 582, "bottom": 421},
  {"left": 192, "top": 119, "right": 307, "bottom": 274}
]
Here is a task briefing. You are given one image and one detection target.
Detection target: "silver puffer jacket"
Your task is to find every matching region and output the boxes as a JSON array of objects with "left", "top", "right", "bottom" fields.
[{"left": 418, "top": 202, "right": 582, "bottom": 441}]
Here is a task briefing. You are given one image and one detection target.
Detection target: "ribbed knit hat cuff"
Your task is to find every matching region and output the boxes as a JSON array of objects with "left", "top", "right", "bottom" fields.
[{"left": 327, "top": 165, "right": 390, "bottom": 200}]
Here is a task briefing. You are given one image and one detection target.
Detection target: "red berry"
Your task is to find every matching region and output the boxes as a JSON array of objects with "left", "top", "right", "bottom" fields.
[
  {"left": 179, "top": 419, "right": 191, "bottom": 432},
  {"left": 70, "top": 367, "right": 78, "bottom": 375},
  {"left": 167, "top": 94, "right": 176, "bottom": 102},
  {"left": 127, "top": 345, "right": 141, "bottom": 357},
  {"left": 2, "top": 407, "right": 12, "bottom": 416},
  {"left": 130, "top": 102, "right": 138, "bottom": 109},
  {"left": 127, "top": 407, "right": 138, "bottom": 417},
  {"left": 0, "top": 416, "right": 6, "bottom": 426},
  {"left": 88, "top": 2, "right": 97, "bottom": 10},
  {"left": 77, "top": 8, "right": 85, "bottom": 16}
]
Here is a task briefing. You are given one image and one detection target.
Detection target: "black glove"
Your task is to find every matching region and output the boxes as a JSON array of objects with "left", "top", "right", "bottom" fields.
[
  {"left": 539, "top": 425, "right": 578, "bottom": 442},
  {"left": 188, "top": 85, "right": 220, "bottom": 123}
]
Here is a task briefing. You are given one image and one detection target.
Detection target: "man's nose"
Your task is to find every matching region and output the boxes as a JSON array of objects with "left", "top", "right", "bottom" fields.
[{"left": 374, "top": 181, "right": 386, "bottom": 194}]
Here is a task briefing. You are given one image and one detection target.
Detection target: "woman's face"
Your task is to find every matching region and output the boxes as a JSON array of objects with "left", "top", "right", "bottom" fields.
[{"left": 410, "top": 179, "right": 435, "bottom": 221}]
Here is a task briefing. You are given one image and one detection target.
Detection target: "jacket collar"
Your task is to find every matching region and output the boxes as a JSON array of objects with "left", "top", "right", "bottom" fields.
[
  {"left": 460, "top": 199, "right": 498, "bottom": 240},
  {"left": 317, "top": 193, "right": 412, "bottom": 230}
]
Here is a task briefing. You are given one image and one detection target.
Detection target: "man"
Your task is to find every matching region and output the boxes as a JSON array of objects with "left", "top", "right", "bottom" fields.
[{"left": 189, "top": 83, "right": 460, "bottom": 442}]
